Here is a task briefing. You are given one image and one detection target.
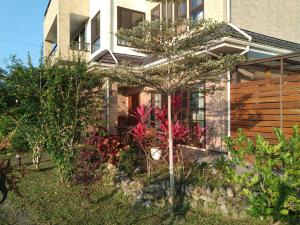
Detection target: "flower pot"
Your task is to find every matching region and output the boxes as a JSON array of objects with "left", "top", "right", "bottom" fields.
[{"left": 150, "top": 147, "right": 161, "bottom": 161}]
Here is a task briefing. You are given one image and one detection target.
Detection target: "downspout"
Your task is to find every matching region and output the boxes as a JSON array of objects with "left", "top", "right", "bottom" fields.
[{"left": 106, "top": 50, "right": 119, "bottom": 132}]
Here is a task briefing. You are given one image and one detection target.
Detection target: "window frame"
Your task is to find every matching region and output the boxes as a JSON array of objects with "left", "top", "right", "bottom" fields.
[
  {"left": 117, "top": 6, "right": 145, "bottom": 46},
  {"left": 91, "top": 11, "right": 100, "bottom": 53},
  {"left": 175, "top": 0, "right": 187, "bottom": 19},
  {"left": 189, "top": 0, "right": 204, "bottom": 21},
  {"left": 151, "top": 4, "right": 160, "bottom": 21}
]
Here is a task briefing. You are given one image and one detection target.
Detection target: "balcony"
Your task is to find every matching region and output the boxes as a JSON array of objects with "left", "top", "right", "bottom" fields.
[{"left": 70, "top": 41, "right": 90, "bottom": 52}]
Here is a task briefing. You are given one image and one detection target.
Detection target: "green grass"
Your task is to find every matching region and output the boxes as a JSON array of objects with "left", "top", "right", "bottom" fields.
[{"left": 1, "top": 153, "right": 268, "bottom": 225}]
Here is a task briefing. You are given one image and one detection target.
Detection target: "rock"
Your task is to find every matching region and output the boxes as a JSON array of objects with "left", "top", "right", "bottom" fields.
[
  {"left": 217, "top": 197, "right": 227, "bottom": 205},
  {"left": 218, "top": 187, "right": 227, "bottom": 196},
  {"left": 185, "top": 186, "right": 191, "bottom": 196},
  {"left": 212, "top": 188, "right": 219, "bottom": 195},
  {"left": 145, "top": 184, "right": 161, "bottom": 193},
  {"left": 220, "top": 204, "right": 228, "bottom": 214},
  {"left": 226, "top": 187, "right": 234, "bottom": 197},
  {"left": 206, "top": 187, "right": 212, "bottom": 195},
  {"left": 142, "top": 200, "right": 152, "bottom": 208},
  {"left": 129, "top": 180, "right": 143, "bottom": 191},
  {"left": 190, "top": 201, "right": 198, "bottom": 209},
  {"left": 234, "top": 184, "right": 241, "bottom": 193},
  {"left": 188, "top": 184, "right": 194, "bottom": 191},
  {"left": 191, "top": 187, "right": 202, "bottom": 201},
  {"left": 200, "top": 195, "right": 216, "bottom": 203},
  {"left": 134, "top": 167, "right": 141, "bottom": 174}
]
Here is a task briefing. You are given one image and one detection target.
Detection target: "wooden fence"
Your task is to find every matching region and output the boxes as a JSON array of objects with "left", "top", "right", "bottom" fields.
[{"left": 231, "top": 74, "right": 300, "bottom": 144}]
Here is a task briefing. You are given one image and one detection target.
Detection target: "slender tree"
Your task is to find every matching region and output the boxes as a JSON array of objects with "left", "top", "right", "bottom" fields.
[{"left": 103, "top": 17, "right": 243, "bottom": 210}]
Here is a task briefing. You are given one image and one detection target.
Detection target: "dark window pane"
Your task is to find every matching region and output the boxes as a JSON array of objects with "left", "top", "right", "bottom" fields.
[
  {"left": 91, "top": 11, "right": 100, "bottom": 53},
  {"left": 151, "top": 5, "right": 160, "bottom": 21},
  {"left": 191, "top": 10, "right": 203, "bottom": 21},
  {"left": 162, "top": 2, "right": 173, "bottom": 22},
  {"left": 176, "top": 1, "right": 187, "bottom": 18},
  {"left": 117, "top": 7, "right": 145, "bottom": 46},
  {"left": 191, "top": 0, "right": 203, "bottom": 10}
]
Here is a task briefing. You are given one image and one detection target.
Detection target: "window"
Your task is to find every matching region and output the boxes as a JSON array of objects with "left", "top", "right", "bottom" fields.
[
  {"left": 71, "top": 27, "right": 89, "bottom": 51},
  {"left": 190, "top": 85, "right": 205, "bottom": 128},
  {"left": 175, "top": 0, "right": 187, "bottom": 18},
  {"left": 190, "top": 0, "right": 204, "bottom": 21},
  {"left": 162, "top": 2, "right": 173, "bottom": 22},
  {"left": 117, "top": 7, "right": 145, "bottom": 46},
  {"left": 151, "top": 5, "right": 160, "bottom": 21},
  {"left": 150, "top": 86, "right": 205, "bottom": 130},
  {"left": 91, "top": 12, "right": 100, "bottom": 53}
]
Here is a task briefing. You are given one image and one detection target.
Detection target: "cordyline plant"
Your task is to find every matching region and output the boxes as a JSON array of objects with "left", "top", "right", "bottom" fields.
[{"left": 101, "top": 15, "right": 242, "bottom": 209}]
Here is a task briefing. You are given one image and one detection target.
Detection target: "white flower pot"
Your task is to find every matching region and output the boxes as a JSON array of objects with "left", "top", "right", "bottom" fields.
[{"left": 150, "top": 147, "right": 162, "bottom": 161}]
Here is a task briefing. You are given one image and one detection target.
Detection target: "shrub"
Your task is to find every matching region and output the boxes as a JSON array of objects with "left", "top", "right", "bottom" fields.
[
  {"left": 74, "top": 146, "right": 102, "bottom": 185},
  {"left": 118, "top": 146, "right": 139, "bottom": 177},
  {"left": 97, "top": 136, "right": 124, "bottom": 166},
  {"left": 225, "top": 127, "right": 300, "bottom": 224}
]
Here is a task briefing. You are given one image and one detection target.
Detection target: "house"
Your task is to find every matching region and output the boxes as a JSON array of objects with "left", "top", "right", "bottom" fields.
[{"left": 43, "top": 0, "right": 300, "bottom": 151}]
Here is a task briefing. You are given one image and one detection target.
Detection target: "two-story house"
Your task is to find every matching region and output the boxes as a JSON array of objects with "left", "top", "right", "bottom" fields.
[{"left": 44, "top": 0, "right": 300, "bottom": 151}]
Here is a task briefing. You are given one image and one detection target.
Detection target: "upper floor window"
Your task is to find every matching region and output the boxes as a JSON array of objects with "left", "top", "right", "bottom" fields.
[
  {"left": 151, "top": 5, "right": 160, "bottom": 21},
  {"left": 117, "top": 7, "right": 145, "bottom": 46},
  {"left": 91, "top": 11, "right": 100, "bottom": 53},
  {"left": 162, "top": 2, "right": 173, "bottom": 22},
  {"left": 190, "top": 0, "right": 204, "bottom": 21},
  {"left": 175, "top": 0, "right": 187, "bottom": 19}
]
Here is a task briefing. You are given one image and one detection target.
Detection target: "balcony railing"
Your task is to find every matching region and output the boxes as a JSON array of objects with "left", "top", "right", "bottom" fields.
[
  {"left": 47, "top": 44, "right": 57, "bottom": 60},
  {"left": 70, "top": 41, "right": 90, "bottom": 52}
]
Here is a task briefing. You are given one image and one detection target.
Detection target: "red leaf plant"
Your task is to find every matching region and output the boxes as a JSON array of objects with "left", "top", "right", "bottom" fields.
[
  {"left": 194, "top": 124, "right": 206, "bottom": 139},
  {"left": 134, "top": 104, "right": 152, "bottom": 124},
  {"left": 97, "top": 136, "right": 124, "bottom": 166},
  {"left": 172, "top": 94, "right": 182, "bottom": 113},
  {"left": 155, "top": 106, "right": 167, "bottom": 123},
  {"left": 159, "top": 120, "right": 189, "bottom": 145}
]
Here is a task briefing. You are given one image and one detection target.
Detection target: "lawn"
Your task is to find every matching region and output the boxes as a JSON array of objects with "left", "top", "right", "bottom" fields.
[{"left": 0, "top": 153, "right": 267, "bottom": 225}]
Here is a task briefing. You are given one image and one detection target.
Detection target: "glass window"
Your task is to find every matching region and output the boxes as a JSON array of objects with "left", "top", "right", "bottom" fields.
[
  {"left": 191, "top": 10, "right": 204, "bottom": 21},
  {"left": 151, "top": 5, "right": 160, "bottom": 21},
  {"left": 190, "top": 86, "right": 205, "bottom": 128},
  {"left": 91, "top": 12, "right": 100, "bottom": 53},
  {"left": 162, "top": 2, "right": 173, "bottom": 22},
  {"left": 176, "top": 1, "right": 187, "bottom": 18},
  {"left": 118, "top": 7, "right": 145, "bottom": 46},
  {"left": 191, "top": 0, "right": 203, "bottom": 10},
  {"left": 190, "top": 0, "right": 204, "bottom": 21}
]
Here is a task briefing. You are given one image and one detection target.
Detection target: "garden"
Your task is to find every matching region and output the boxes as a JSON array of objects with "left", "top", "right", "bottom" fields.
[{"left": 0, "top": 18, "right": 299, "bottom": 225}]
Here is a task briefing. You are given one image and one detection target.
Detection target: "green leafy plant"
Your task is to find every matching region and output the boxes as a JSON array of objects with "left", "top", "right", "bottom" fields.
[
  {"left": 118, "top": 146, "right": 139, "bottom": 177},
  {"left": 224, "top": 127, "right": 300, "bottom": 224}
]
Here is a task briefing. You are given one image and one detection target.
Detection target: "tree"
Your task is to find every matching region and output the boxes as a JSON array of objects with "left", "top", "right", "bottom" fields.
[
  {"left": 41, "top": 56, "right": 104, "bottom": 182},
  {"left": 102, "top": 17, "right": 243, "bottom": 211}
]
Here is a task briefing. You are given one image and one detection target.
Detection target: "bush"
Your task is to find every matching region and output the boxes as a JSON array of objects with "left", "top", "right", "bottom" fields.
[
  {"left": 74, "top": 146, "right": 102, "bottom": 185},
  {"left": 225, "top": 127, "right": 300, "bottom": 224},
  {"left": 118, "top": 146, "right": 139, "bottom": 177}
]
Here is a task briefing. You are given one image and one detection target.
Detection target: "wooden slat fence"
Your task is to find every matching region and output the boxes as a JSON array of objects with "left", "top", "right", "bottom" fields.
[{"left": 231, "top": 74, "right": 300, "bottom": 144}]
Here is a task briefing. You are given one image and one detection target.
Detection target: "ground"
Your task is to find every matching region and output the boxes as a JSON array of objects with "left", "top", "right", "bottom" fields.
[{"left": 0, "top": 153, "right": 267, "bottom": 225}]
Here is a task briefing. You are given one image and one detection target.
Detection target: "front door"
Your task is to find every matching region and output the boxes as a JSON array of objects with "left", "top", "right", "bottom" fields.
[{"left": 128, "top": 93, "right": 140, "bottom": 126}]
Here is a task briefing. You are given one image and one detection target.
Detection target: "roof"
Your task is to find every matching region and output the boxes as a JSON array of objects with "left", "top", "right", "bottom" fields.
[
  {"left": 223, "top": 25, "right": 300, "bottom": 52},
  {"left": 93, "top": 25, "right": 300, "bottom": 66}
]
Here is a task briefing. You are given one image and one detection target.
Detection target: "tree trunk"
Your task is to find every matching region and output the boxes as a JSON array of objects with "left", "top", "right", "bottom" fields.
[{"left": 167, "top": 93, "right": 175, "bottom": 211}]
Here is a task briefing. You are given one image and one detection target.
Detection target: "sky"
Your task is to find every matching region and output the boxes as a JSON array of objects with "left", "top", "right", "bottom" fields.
[{"left": 0, "top": 0, "right": 48, "bottom": 70}]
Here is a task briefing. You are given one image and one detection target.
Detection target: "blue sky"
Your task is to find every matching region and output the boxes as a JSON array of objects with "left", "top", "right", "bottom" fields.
[{"left": 0, "top": 0, "right": 48, "bottom": 70}]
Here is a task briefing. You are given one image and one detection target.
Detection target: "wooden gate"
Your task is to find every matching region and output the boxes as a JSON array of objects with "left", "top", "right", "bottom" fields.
[{"left": 231, "top": 74, "right": 300, "bottom": 144}]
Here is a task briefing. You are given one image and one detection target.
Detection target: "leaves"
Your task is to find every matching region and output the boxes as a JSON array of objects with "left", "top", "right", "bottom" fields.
[{"left": 225, "top": 126, "right": 300, "bottom": 223}]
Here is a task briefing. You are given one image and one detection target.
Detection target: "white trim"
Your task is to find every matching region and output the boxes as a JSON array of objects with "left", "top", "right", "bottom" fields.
[
  {"left": 228, "top": 23, "right": 252, "bottom": 42},
  {"left": 227, "top": 0, "right": 231, "bottom": 23}
]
